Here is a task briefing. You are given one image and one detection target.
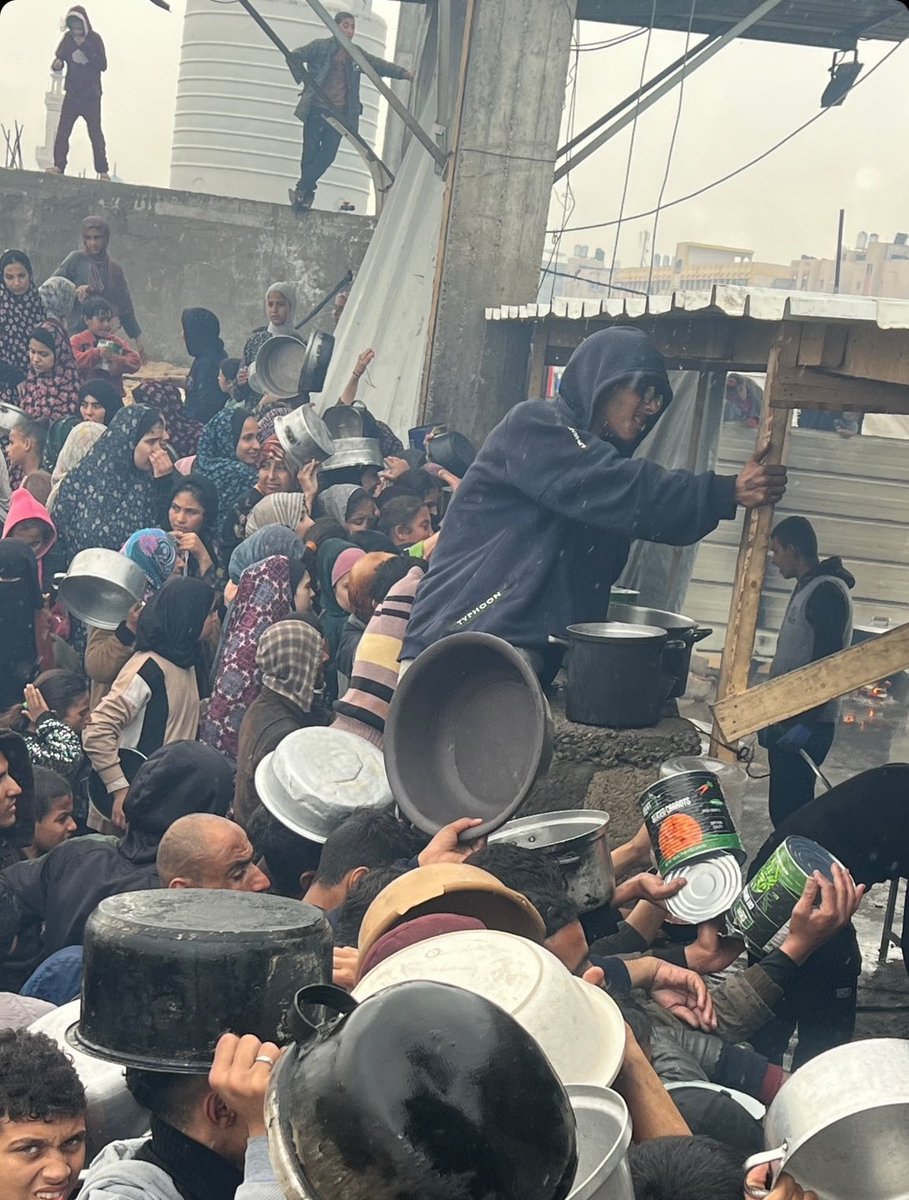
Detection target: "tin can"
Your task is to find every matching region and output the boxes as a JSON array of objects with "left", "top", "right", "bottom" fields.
[
  {"left": 726, "top": 836, "right": 844, "bottom": 954},
  {"left": 639, "top": 770, "right": 745, "bottom": 876},
  {"left": 664, "top": 854, "right": 744, "bottom": 924}
]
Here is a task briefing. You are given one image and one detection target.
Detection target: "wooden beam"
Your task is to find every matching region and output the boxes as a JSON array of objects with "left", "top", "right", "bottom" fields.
[
  {"left": 770, "top": 366, "right": 909, "bottom": 414},
  {"left": 710, "top": 323, "right": 798, "bottom": 758},
  {"left": 712, "top": 624, "right": 909, "bottom": 741},
  {"left": 528, "top": 323, "right": 550, "bottom": 399}
]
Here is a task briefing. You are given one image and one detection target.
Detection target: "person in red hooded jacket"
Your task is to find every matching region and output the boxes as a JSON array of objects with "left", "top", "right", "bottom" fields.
[
  {"left": 2, "top": 489, "right": 57, "bottom": 587},
  {"left": 49, "top": 7, "right": 110, "bottom": 181}
]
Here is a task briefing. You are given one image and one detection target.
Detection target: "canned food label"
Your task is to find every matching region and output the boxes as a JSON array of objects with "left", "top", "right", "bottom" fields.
[
  {"left": 641, "top": 774, "right": 743, "bottom": 874},
  {"left": 727, "top": 842, "right": 807, "bottom": 954}
]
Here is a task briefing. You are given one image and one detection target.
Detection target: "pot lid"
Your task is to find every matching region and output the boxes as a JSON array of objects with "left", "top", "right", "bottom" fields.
[
  {"left": 664, "top": 854, "right": 743, "bottom": 924},
  {"left": 567, "top": 622, "right": 667, "bottom": 641},
  {"left": 608, "top": 603, "right": 700, "bottom": 631},
  {"left": 256, "top": 727, "right": 393, "bottom": 844}
]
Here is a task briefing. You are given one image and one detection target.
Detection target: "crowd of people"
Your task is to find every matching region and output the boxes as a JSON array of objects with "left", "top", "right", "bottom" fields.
[{"left": 0, "top": 214, "right": 887, "bottom": 1200}]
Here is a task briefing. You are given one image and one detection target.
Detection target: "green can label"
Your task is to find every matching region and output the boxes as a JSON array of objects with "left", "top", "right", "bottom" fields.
[
  {"left": 727, "top": 836, "right": 840, "bottom": 953},
  {"left": 640, "top": 771, "right": 744, "bottom": 875}
]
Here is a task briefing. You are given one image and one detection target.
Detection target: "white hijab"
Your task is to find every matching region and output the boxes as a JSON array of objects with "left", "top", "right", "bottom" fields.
[{"left": 265, "top": 281, "right": 298, "bottom": 336}]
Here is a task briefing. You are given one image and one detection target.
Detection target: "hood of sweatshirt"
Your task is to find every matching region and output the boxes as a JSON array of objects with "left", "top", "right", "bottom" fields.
[
  {"left": 2, "top": 488, "right": 57, "bottom": 560},
  {"left": 555, "top": 326, "right": 673, "bottom": 458},
  {"left": 65, "top": 6, "right": 93, "bottom": 34},
  {"left": 802, "top": 556, "right": 856, "bottom": 591},
  {"left": 81, "top": 1139, "right": 183, "bottom": 1200}
]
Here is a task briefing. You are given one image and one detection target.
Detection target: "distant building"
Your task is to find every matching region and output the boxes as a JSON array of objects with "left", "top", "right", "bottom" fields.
[
  {"left": 792, "top": 231, "right": 909, "bottom": 299},
  {"left": 540, "top": 240, "right": 795, "bottom": 302}
]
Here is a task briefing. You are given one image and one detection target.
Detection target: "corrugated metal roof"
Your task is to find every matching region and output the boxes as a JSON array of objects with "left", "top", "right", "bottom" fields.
[{"left": 485, "top": 285, "right": 909, "bottom": 331}]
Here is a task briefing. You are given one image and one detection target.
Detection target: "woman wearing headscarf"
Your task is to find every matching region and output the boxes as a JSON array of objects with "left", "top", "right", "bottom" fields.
[
  {"left": 233, "top": 614, "right": 327, "bottom": 827},
  {"left": 0, "top": 543, "right": 46, "bottom": 710},
  {"left": 315, "top": 538, "right": 364, "bottom": 665},
  {"left": 245, "top": 490, "right": 309, "bottom": 538},
  {"left": 53, "top": 404, "right": 174, "bottom": 564},
  {"left": 181, "top": 307, "right": 227, "bottom": 423},
  {"left": 0, "top": 251, "right": 46, "bottom": 407},
  {"left": 165, "top": 474, "right": 220, "bottom": 586},
  {"left": 235, "top": 281, "right": 298, "bottom": 405},
  {"left": 53, "top": 215, "right": 143, "bottom": 359},
  {"left": 19, "top": 321, "right": 81, "bottom": 423},
  {"left": 318, "top": 483, "right": 378, "bottom": 536},
  {"left": 43, "top": 377, "right": 119, "bottom": 476},
  {"left": 134, "top": 380, "right": 203, "bottom": 460},
  {"left": 84, "top": 527, "right": 180, "bottom": 710},
  {"left": 218, "top": 416, "right": 302, "bottom": 565},
  {"left": 195, "top": 405, "right": 260, "bottom": 514},
  {"left": 38, "top": 277, "right": 77, "bottom": 330},
  {"left": 47, "top": 420, "right": 105, "bottom": 506},
  {"left": 0, "top": 730, "right": 36, "bottom": 872},
  {"left": 83, "top": 576, "right": 214, "bottom": 829}
]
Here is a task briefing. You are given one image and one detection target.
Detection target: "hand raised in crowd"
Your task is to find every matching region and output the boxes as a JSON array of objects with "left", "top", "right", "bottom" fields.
[
  {"left": 332, "top": 946, "right": 359, "bottom": 991},
  {"left": 628, "top": 958, "right": 717, "bottom": 1031},
  {"left": 237, "top": 365, "right": 250, "bottom": 386},
  {"left": 22, "top": 683, "right": 50, "bottom": 723},
  {"left": 124, "top": 600, "right": 145, "bottom": 634},
  {"left": 418, "top": 817, "right": 486, "bottom": 866},
  {"left": 686, "top": 918, "right": 746, "bottom": 975},
  {"left": 735, "top": 441, "right": 788, "bottom": 509},
  {"left": 209, "top": 1033, "right": 282, "bottom": 1140},
  {"left": 353, "top": 348, "right": 374, "bottom": 379},
  {"left": 296, "top": 460, "right": 320, "bottom": 510},
  {"left": 745, "top": 1165, "right": 818, "bottom": 1200},
  {"left": 75, "top": 284, "right": 93, "bottom": 303},
  {"left": 381, "top": 456, "right": 410, "bottom": 483},
  {"left": 612, "top": 870, "right": 686, "bottom": 909},
  {"left": 779, "top": 864, "right": 865, "bottom": 965},
  {"left": 172, "top": 531, "right": 203, "bottom": 559}
]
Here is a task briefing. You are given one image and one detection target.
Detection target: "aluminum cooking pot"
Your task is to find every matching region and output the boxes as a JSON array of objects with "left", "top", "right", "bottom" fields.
[
  {"left": 744, "top": 1038, "right": 909, "bottom": 1199},
  {"left": 275, "top": 407, "right": 335, "bottom": 467},
  {"left": 298, "top": 330, "right": 334, "bottom": 393},
  {"left": 607, "top": 603, "right": 712, "bottom": 698},
  {"left": 0, "top": 401, "right": 25, "bottom": 432},
  {"left": 30, "top": 999, "right": 149, "bottom": 1160},
  {"left": 567, "top": 1085, "right": 634, "bottom": 1200},
  {"left": 319, "top": 435, "right": 383, "bottom": 472},
  {"left": 251, "top": 334, "right": 306, "bottom": 398},
  {"left": 58, "top": 548, "right": 147, "bottom": 630},
  {"left": 489, "top": 810, "right": 616, "bottom": 911}
]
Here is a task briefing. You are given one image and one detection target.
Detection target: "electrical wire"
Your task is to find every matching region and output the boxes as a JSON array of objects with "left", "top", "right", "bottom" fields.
[
  {"left": 574, "top": 27, "right": 648, "bottom": 51},
  {"left": 646, "top": 0, "right": 696, "bottom": 292},
  {"left": 606, "top": 0, "right": 658, "bottom": 296},
  {"left": 547, "top": 37, "right": 905, "bottom": 238}
]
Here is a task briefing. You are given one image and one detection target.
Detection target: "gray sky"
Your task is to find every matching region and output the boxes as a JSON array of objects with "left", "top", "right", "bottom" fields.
[{"left": 2, "top": 0, "right": 907, "bottom": 269}]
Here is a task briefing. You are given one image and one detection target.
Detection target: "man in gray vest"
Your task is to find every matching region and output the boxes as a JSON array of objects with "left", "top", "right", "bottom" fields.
[{"left": 763, "top": 516, "right": 854, "bottom": 826}]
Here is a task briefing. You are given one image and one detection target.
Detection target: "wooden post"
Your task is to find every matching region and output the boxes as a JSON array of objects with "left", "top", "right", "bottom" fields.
[{"left": 710, "top": 323, "right": 798, "bottom": 758}]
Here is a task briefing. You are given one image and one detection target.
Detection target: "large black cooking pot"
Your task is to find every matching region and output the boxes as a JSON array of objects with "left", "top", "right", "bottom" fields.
[
  {"left": 607, "top": 604, "right": 712, "bottom": 698},
  {"left": 565, "top": 622, "right": 678, "bottom": 729}
]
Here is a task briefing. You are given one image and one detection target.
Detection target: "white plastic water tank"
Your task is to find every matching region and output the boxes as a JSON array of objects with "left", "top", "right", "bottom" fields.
[{"left": 170, "top": 0, "right": 388, "bottom": 212}]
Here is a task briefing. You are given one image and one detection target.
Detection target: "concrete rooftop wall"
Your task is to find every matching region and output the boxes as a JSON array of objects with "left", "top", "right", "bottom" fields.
[{"left": 0, "top": 169, "right": 375, "bottom": 367}]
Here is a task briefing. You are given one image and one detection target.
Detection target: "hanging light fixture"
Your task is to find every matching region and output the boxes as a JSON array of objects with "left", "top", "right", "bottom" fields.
[{"left": 821, "top": 49, "right": 863, "bottom": 108}]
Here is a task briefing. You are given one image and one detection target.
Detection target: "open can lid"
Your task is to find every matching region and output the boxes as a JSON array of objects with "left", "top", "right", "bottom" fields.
[{"left": 664, "top": 854, "right": 743, "bottom": 924}]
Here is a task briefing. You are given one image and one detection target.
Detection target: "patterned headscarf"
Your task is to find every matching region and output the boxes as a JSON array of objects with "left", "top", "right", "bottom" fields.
[
  {"left": 49, "top": 420, "right": 106, "bottom": 489},
  {"left": 19, "top": 320, "right": 81, "bottom": 422},
  {"left": 228, "top": 524, "right": 306, "bottom": 584},
  {"left": 38, "top": 276, "right": 77, "bottom": 328},
  {"left": 195, "top": 406, "right": 259, "bottom": 512},
  {"left": 0, "top": 250, "right": 45, "bottom": 406},
  {"left": 257, "top": 617, "right": 323, "bottom": 711},
  {"left": 121, "top": 528, "right": 178, "bottom": 597},
  {"left": 245, "top": 491, "right": 308, "bottom": 537},
  {"left": 199, "top": 554, "right": 294, "bottom": 760},
  {"left": 134, "top": 381, "right": 203, "bottom": 460},
  {"left": 53, "top": 404, "right": 165, "bottom": 563}
]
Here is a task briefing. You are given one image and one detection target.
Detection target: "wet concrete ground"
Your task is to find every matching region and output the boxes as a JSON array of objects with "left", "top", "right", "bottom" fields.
[{"left": 680, "top": 699, "right": 909, "bottom": 1043}]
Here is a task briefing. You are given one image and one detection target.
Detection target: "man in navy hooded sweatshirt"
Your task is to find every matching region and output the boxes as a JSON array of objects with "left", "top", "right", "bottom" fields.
[
  {"left": 402, "top": 327, "right": 787, "bottom": 679},
  {"left": 49, "top": 6, "right": 110, "bottom": 180}
]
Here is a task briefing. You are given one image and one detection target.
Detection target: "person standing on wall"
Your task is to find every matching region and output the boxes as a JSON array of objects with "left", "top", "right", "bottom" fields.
[
  {"left": 287, "top": 10, "right": 413, "bottom": 212},
  {"left": 761, "top": 516, "right": 855, "bottom": 827},
  {"left": 47, "top": 7, "right": 110, "bottom": 182}
]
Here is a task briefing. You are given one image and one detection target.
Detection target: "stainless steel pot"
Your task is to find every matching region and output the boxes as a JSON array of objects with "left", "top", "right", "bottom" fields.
[
  {"left": 29, "top": 1000, "right": 150, "bottom": 1160},
  {"left": 252, "top": 334, "right": 306, "bottom": 399},
  {"left": 58, "top": 548, "right": 147, "bottom": 630},
  {"left": 0, "top": 401, "right": 25, "bottom": 432},
  {"left": 275, "top": 407, "right": 335, "bottom": 467},
  {"left": 489, "top": 809, "right": 615, "bottom": 911},
  {"left": 567, "top": 1085, "right": 634, "bottom": 1200},
  {"left": 299, "top": 330, "right": 334, "bottom": 394},
  {"left": 744, "top": 1038, "right": 909, "bottom": 1199},
  {"left": 607, "top": 604, "right": 713, "bottom": 698},
  {"left": 320, "top": 436, "right": 383, "bottom": 472}
]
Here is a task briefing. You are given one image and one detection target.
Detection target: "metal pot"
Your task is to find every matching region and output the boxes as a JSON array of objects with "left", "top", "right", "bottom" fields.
[
  {"left": 489, "top": 810, "right": 616, "bottom": 911},
  {"left": 275, "top": 407, "right": 335, "bottom": 467},
  {"left": 319, "top": 436, "right": 384, "bottom": 472},
  {"left": 251, "top": 334, "right": 306, "bottom": 398},
  {"left": 29, "top": 999, "right": 150, "bottom": 1160},
  {"left": 0, "top": 401, "right": 25, "bottom": 433},
  {"left": 744, "top": 1038, "right": 909, "bottom": 1199},
  {"left": 567, "top": 1085, "right": 635, "bottom": 1200},
  {"left": 426, "top": 429, "right": 476, "bottom": 477},
  {"left": 298, "top": 330, "right": 334, "bottom": 394},
  {"left": 607, "top": 604, "right": 712, "bottom": 698},
  {"left": 565, "top": 623, "right": 679, "bottom": 729},
  {"left": 322, "top": 404, "right": 365, "bottom": 439},
  {"left": 58, "top": 548, "right": 146, "bottom": 631}
]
